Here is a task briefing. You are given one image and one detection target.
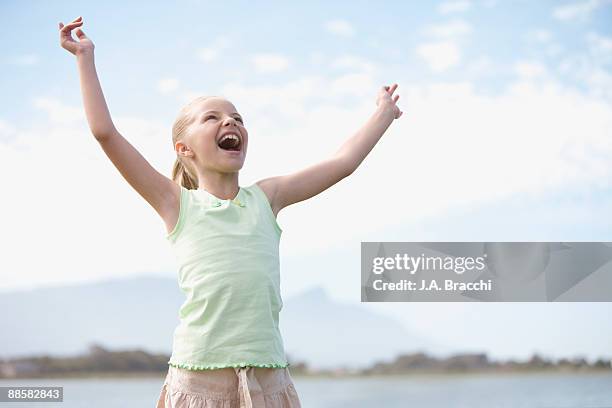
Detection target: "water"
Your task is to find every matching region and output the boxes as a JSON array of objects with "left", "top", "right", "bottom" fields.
[{"left": 1, "top": 372, "right": 611, "bottom": 407}]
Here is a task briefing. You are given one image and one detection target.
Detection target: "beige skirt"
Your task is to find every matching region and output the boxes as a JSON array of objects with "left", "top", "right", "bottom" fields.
[{"left": 156, "top": 365, "right": 302, "bottom": 408}]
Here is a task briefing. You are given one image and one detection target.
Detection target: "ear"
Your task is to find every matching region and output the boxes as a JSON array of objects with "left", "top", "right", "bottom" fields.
[{"left": 176, "top": 141, "right": 194, "bottom": 157}]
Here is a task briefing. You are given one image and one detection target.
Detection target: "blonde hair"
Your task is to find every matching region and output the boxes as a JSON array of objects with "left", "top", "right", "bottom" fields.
[{"left": 171, "top": 95, "right": 222, "bottom": 189}]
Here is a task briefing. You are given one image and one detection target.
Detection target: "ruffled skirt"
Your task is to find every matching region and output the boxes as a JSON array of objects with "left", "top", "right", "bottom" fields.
[{"left": 156, "top": 365, "right": 302, "bottom": 408}]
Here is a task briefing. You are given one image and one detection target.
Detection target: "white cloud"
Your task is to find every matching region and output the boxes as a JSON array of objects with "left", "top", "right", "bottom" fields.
[
  {"left": 587, "top": 32, "right": 612, "bottom": 52},
  {"left": 416, "top": 41, "right": 461, "bottom": 72},
  {"left": 525, "top": 29, "right": 553, "bottom": 43},
  {"left": 524, "top": 30, "right": 563, "bottom": 57},
  {"left": 6, "top": 54, "right": 39, "bottom": 66},
  {"left": 196, "top": 36, "right": 231, "bottom": 62},
  {"left": 514, "top": 61, "right": 548, "bottom": 79},
  {"left": 3, "top": 63, "right": 612, "bottom": 292},
  {"left": 175, "top": 71, "right": 612, "bottom": 265},
  {"left": 466, "top": 55, "right": 495, "bottom": 75},
  {"left": 561, "top": 55, "right": 612, "bottom": 100},
  {"left": 330, "top": 73, "right": 375, "bottom": 95},
  {"left": 325, "top": 19, "right": 355, "bottom": 37},
  {"left": 251, "top": 53, "right": 290, "bottom": 73},
  {"left": 419, "top": 20, "right": 467, "bottom": 72},
  {"left": 197, "top": 48, "right": 218, "bottom": 62},
  {"left": 552, "top": 0, "right": 607, "bottom": 21},
  {"left": 558, "top": 33, "right": 612, "bottom": 100},
  {"left": 584, "top": 67, "right": 612, "bottom": 100},
  {"left": 424, "top": 18, "right": 472, "bottom": 37},
  {"left": 545, "top": 43, "right": 564, "bottom": 57},
  {"left": 157, "top": 78, "right": 180, "bottom": 94},
  {"left": 32, "top": 97, "right": 84, "bottom": 124},
  {"left": 0, "top": 103, "right": 179, "bottom": 291},
  {"left": 438, "top": 0, "right": 472, "bottom": 14},
  {"left": 586, "top": 32, "right": 612, "bottom": 65},
  {"left": 0, "top": 118, "right": 17, "bottom": 142},
  {"left": 309, "top": 51, "right": 325, "bottom": 66}
]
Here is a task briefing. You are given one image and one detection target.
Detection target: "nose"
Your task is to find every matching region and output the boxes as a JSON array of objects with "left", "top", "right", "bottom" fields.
[{"left": 223, "top": 117, "right": 238, "bottom": 126}]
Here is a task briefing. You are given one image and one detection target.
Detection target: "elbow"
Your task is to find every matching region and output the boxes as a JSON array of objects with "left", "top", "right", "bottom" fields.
[
  {"left": 92, "top": 128, "right": 117, "bottom": 142},
  {"left": 344, "top": 165, "right": 355, "bottom": 178},
  {"left": 338, "top": 156, "right": 355, "bottom": 178},
  {"left": 92, "top": 132, "right": 107, "bottom": 142}
]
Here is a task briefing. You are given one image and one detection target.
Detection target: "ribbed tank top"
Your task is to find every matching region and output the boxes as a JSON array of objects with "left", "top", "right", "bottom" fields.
[{"left": 165, "top": 182, "right": 289, "bottom": 370}]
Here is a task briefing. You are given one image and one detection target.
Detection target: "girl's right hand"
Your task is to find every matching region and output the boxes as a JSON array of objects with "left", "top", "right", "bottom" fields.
[
  {"left": 376, "top": 84, "right": 403, "bottom": 120},
  {"left": 59, "top": 16, "right": 94, "bottom": 56}
]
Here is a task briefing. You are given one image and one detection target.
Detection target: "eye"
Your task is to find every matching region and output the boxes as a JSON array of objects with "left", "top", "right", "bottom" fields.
[
  {"left": 235, "top": 117, "right": 244, "bottom": 123},
  {"left": 204, "top": 115, "right": 217, "bottom": 122}
]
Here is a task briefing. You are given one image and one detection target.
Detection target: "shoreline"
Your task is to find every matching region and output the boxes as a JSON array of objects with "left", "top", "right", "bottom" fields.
[{"left": 1, "top": 368, "right": 610, "bottom": 380}]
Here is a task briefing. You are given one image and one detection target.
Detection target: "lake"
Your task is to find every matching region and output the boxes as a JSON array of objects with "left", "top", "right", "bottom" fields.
[{"left": 1, "top": 372, "right": 611, "bottom": 407}]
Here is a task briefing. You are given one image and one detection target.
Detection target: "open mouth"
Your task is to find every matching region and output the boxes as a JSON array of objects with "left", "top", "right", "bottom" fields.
[{"left": 217, "top": 133, "right": 242, "bottom": 152}]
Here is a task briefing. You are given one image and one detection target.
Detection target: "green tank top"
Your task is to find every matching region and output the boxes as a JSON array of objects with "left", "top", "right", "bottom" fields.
[{"left": 165, "top": 182, "right": 289, "bottom": 370}]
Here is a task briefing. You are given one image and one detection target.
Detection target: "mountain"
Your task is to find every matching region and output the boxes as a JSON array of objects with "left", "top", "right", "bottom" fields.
[
  {"left": 0, "top": 275, "right": 438, "bottom": 369},
  {"left": 0, "top": 275, "right": 182, "bottom": 358},
  {"left": 280, "top": 286, "right": 438, "bottom": 369}
]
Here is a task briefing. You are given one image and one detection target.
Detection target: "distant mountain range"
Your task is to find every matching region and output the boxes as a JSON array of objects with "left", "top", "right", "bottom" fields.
[
  {"left": 0, "top": 275, "right": 442, "bottom": 370},
  {"left": 280, "top": 286, "right": 443, "bottom": 369}
]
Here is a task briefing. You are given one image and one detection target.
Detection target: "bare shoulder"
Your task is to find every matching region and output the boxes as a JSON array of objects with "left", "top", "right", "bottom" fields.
[
  {"left": 255, "top": 177, "right": 281, "bottom": 218},
  {"left": 160, "top": 181, "right": 182, "bottom": 235}
]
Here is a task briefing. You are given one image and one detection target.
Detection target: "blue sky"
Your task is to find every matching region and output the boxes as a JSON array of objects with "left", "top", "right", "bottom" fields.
[
  {"left": 2, "top": 0, "right": 611, "bottom": 121},
  {"left": 1, "top": 0, "right": 611, "bottom": 361}
]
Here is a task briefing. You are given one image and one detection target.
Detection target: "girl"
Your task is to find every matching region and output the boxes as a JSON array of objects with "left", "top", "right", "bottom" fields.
[{"left": 59, "top": 16, "right": 402, "bottom": 408}]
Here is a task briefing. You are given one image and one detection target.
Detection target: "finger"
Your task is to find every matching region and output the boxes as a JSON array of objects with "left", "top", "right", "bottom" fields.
[
  {"left": 72, "top": 16, "right": 82, "bottom": 22},
  {"left": 59, "top": 16, "right": 81, "bottom": 31},
  {"left": 398, "top": 111, "right": 403, "bottom": 118},
  {"left": 64, "top": 20, "right": 83, "bottom": 30},
  {"left": 76, "top": 28, "right": 87, "bottom": 40},
  {"left": 393, "top": 94, "right": 399, "bottom": 102},
  {"left": 389, "top": 83, "right": 398, "bottom": 95},
  {"left": 60, "top": 20, "right": 83, "bottom": 33},
  {"left": 60, "top": 24, "right": 83, "bottom": 37}
]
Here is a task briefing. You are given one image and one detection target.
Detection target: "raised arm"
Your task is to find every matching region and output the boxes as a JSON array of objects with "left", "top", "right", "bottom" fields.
[
  {"left": 257, "top": 84, "right": 402, "bottom": 216},
  {"left": 59, "top": 17, "right": 179, "bottom": 230}
]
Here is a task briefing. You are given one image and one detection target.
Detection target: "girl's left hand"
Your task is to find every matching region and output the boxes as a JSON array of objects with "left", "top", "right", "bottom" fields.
[{"left": 376, "top": 83, "right": 403, "bottom": 119}]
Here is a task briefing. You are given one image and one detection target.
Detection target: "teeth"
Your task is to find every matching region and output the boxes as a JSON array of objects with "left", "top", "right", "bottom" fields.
[{"left": 219, "top": 134, "right": 240, "bottom": 144}]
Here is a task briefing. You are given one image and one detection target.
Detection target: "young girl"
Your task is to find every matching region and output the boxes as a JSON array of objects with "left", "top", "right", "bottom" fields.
[{"left": 59, "top": 16, "right": 402, "bottom": 408}]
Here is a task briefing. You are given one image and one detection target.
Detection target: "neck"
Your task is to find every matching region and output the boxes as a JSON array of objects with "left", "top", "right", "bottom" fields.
[{"left": 196, "top": 170, "right": 240, "bottom": 200}]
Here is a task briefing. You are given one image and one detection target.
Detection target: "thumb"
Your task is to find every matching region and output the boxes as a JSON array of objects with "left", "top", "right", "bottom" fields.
[{"left": 75, "top": 28, "right": 87, "bottom": 39}]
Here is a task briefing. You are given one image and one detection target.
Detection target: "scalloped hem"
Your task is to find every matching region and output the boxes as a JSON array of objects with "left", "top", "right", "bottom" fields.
[{"left": 168, "top": 360, "right": 291, "bottom": 370}]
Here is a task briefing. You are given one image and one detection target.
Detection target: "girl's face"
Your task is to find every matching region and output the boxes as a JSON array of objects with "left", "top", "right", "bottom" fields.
[{"left": 180, "top": 97, "right": 248, "bottom": 174}]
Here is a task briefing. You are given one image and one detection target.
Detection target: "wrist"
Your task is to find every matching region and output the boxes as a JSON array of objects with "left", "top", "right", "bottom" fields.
[
  {"left": 376, "top": 102, "right": 396, "bottom": 119},
  {"left": 76, "top": 48, "right": 94, "bottom": 60}
]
